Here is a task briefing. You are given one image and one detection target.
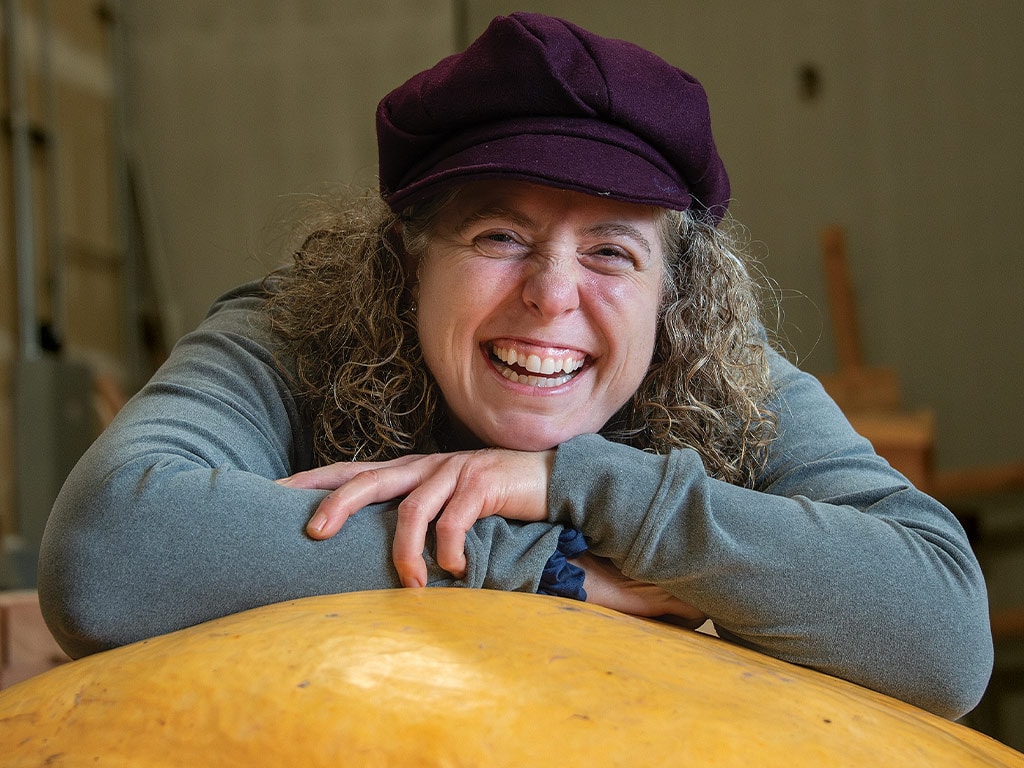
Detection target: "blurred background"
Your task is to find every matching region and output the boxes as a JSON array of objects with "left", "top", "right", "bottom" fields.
[{"left": 2, "top": 0, "right": 1022, "bottom": 747}]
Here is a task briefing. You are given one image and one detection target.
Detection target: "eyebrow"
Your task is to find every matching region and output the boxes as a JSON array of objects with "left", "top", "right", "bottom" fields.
[{"left": 455, "top": 206, "right": 536, "bottom": 235}]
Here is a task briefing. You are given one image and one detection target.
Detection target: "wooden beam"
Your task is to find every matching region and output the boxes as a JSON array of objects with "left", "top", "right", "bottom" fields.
[{"left": 932, "top": 462, "right": 1024, "bottom": 500}]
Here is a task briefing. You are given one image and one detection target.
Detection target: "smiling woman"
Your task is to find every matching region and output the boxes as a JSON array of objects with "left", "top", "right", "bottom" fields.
[{"left": 38, "top": 11, "right": 991, "bottom": 722}]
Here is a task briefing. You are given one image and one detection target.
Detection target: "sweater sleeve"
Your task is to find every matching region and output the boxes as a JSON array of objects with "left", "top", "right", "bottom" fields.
[
  {"left": 547, "top": 347, "right": 992, "bottom": 719},
  {"left": 38, "top": 283, "right": 561, "bottom": 659}
]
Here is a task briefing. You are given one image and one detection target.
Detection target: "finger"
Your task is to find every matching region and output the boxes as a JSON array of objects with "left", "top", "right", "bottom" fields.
[
  {"left": 431, "top": 454, "right": 521, "bottom": 576},
  {"left": 432, "top": 488, "right": 489, "bottom": 579},
  {"left": 391, "top": 504, "right": 431, "bottom": 589},
  {"left": 280, "top": 454, "right": 425, "bottom": 490},
  {"left": 278, "top": 468, "right": 358, "bottom": 490},
  {"left": 306, "top": 462, "right": 430, "bottom": 539},
  {"left": 391, "top": 467, "right": 462, "bottom": 586}
]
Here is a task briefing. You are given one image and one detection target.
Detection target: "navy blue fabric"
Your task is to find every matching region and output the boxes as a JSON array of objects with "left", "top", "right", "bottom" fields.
[{"left": 537, "top": 527, "right": 589, "bottom": 601}]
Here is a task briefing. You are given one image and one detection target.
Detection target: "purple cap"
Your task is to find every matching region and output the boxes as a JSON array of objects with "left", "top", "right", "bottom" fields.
[{"left": 376, "top": 12, "right": 730, "bottom": 221}]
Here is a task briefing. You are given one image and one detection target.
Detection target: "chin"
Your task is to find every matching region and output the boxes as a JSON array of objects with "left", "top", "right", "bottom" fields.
[
  {"left": 459, "top": 406, "right": 605, "bottom": 452},
  {"left": 484, "top": 427, "right": 583, "bottom": 453},
  {"left": 494, "top": 437, "right": 560, "bottom": 452}
]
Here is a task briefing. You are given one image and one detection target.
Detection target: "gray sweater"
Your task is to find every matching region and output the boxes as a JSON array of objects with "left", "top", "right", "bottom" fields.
[{"left": 38, "top": 282, "right": 992, "bottom": 718}]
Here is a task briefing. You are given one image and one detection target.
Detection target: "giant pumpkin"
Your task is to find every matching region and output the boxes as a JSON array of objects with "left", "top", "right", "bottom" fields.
[{"left": 0, "top": 589, "right": 1019, "bottom": 766}]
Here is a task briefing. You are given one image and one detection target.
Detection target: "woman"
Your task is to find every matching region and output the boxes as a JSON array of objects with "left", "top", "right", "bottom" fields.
[{"left": 38, "top": 12, "right": 991, "bottom": 719}]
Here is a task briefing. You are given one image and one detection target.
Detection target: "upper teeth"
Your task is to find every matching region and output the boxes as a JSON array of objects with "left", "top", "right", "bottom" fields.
[{"left": 492, "top": 345, "right": 585, "bottom": 375}]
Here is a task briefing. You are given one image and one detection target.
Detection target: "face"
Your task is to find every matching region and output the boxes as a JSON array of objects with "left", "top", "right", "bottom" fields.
[{"left": 412, "top": 180, "right": 666, "bottom": 452}]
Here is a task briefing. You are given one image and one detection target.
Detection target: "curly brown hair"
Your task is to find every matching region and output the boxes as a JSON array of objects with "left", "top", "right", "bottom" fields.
[{"left": 265, "top": 187, "right": 777, "bottom": 485}]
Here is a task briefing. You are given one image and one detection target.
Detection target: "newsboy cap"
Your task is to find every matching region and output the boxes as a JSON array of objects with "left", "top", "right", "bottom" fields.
[{"left": 376, "top": 12, "right": 730, "bottom": 222}]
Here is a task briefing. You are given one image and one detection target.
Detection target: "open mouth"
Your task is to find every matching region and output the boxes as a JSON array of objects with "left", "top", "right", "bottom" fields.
[{"left": 488, "top": 342, "right": 587, "bottom": 388}]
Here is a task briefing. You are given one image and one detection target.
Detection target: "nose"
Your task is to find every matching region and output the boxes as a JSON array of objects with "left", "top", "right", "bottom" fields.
[{"left": 521, "top": 256, "right": 581, "bottom": 318}]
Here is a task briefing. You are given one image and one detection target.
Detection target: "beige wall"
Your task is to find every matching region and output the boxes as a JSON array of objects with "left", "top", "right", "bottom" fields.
[{"left": 2, "top": 0, "right": 454, "bottom": 542}]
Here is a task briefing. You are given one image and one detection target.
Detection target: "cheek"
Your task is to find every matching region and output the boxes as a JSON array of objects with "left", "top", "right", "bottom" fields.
[
  {"left": 414, "top": 261, "right": 493, "bottom": 374},
  {"left": 415, "top": 293, "right": 458, "bottom": 375},
  {"left": 600, "top": 289, "right": 662, "bottom": 407},
  {"left": 597, "top": 277, "right": 662, "bottom": 355},
  {"left": 419, "top": 257, "right": 519, "bottom": 327},
  {"left": 413, "top": 265, "right": 452, "bottom": 375},
  {"left": 619, "top": 321, "right": 658, "bottom": 396}
]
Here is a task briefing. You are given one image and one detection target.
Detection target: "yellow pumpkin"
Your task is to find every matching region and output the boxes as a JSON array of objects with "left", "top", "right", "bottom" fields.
[{"left": 0, "top": 589, "right": 1019, "bottom": 766}]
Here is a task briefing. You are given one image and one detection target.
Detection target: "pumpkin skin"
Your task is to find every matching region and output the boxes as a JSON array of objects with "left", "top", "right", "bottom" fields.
[{"left": 0, "top": 589, "right": 1019, "bottom": 766}]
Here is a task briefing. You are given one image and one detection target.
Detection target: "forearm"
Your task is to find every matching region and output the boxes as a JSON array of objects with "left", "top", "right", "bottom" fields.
[
  {"left": 548, "top": 434, "right": 992, "bottom": 719},
  {"left": 40, "top": 454, "right": 389, "bottom": 657}
]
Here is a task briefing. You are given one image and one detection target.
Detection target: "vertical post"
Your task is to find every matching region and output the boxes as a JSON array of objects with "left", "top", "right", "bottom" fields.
[
  {"left": 4, "top": 0, "right": 41, "bottom": 361},
  {"left": 103, "top": 0, "right": 146, "bottom": 391},
  {"left": 820, "top": 225, "right": 863, "bottom": 374},
  {"left": 38, "top": 0, "right": 66, "bottom": 347}
]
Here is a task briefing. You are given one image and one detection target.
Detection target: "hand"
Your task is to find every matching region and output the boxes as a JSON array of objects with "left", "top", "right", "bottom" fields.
[
  {"left": 279, "top": 449, "right": 555, "bottom": 588},
  {"left": 572, "top": 552, "right": 707, "bottom": 629}
]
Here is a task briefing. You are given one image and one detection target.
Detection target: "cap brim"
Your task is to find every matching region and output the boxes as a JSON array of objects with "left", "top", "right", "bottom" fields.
[{"left": 385, "top": 132, "right": 692, "bottom": 213}]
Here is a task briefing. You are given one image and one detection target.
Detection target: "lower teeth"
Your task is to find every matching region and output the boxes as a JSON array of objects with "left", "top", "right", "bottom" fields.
[{"left": 500, "top": 366, "right": 573, "bottom": 388}]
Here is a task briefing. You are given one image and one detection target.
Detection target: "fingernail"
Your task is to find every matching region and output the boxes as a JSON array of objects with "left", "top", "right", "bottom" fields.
[{"left": 308, "top": 514, "right": 327, "bottom": 534}]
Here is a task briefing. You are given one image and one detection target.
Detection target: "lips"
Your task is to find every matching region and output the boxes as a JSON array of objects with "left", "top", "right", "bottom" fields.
[{"left": 488, "top": 341, "right": 587, "bottom": 388}]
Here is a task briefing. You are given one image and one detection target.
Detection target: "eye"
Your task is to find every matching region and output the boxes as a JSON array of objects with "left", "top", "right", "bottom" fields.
[
  {"left": 473, "top": 229, "right": 529, "bottom": 258},
  {"left": 580, "top": 245, "right": 639, "bottom": 274},
  {"left": 483, "top": 231, "right": 517, "bottom": 244}
]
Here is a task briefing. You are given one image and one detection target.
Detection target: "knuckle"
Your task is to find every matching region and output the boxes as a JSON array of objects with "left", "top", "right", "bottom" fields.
[
  {"left": 396, "top": 495, "right": 429, "bottom": 520},
  {"left": 357, "top": 467, "right": 385, "bottom": 487},
  {"left": 434, "top": 514, "right": 467, "bottom": 537},
  {"left": 455, "top": 461, "right": 492, "bottom": 494}
]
